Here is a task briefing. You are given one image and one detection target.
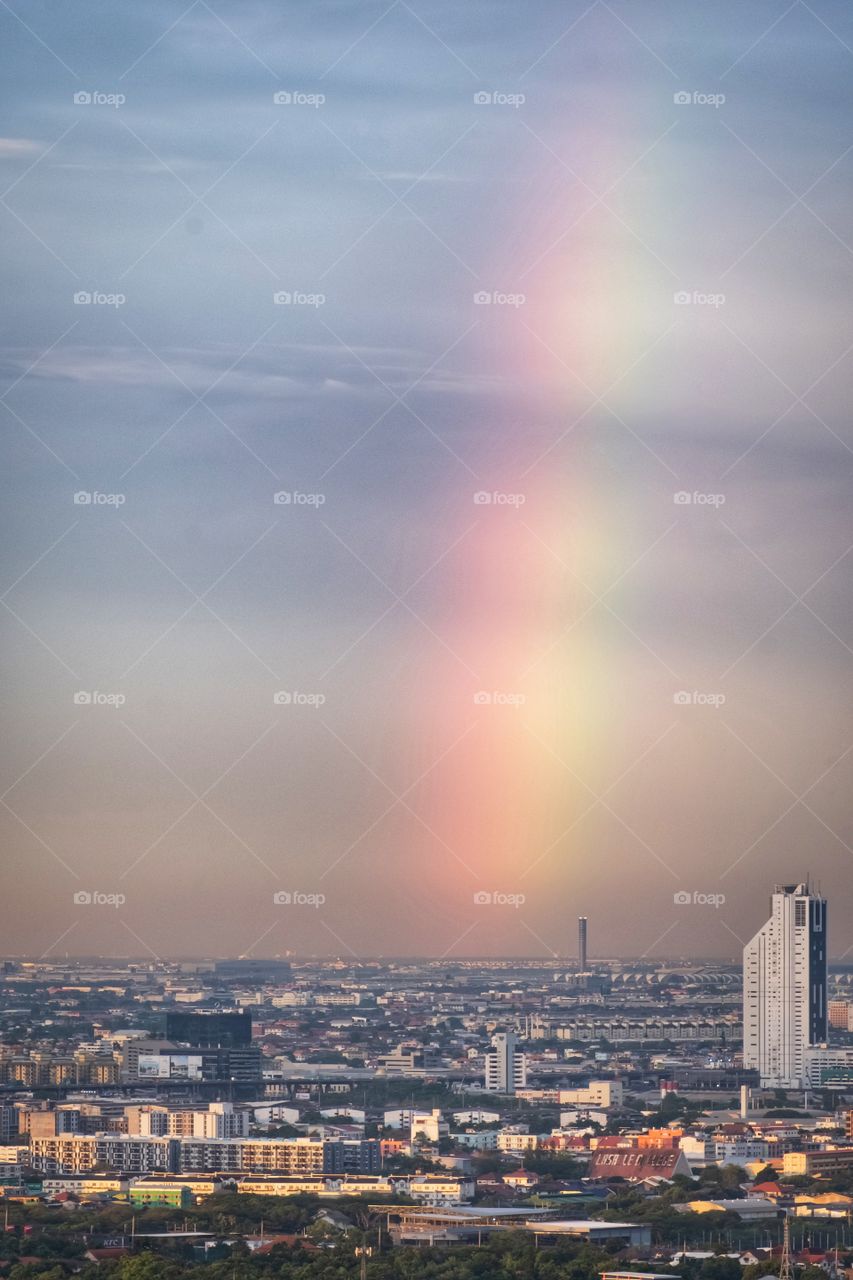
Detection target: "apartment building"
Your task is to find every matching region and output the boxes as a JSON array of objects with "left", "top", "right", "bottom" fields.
[
  {"left": 484, "top": 1033, "right": 527, "bottom": 1093},
  {"left": 30, "top": 1134, "right": 176, "bottom": 1175},
  {"left": 743, "top": 882, "right": 827, "bottom": 1088},
  {"left": 783, "top": 1147, "right": 853, "bottom": 1177}
]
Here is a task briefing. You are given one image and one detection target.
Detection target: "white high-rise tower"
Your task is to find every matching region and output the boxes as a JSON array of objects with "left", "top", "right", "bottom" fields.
[
  {"left": 484, "top": 1032, "right": 527, "bottom": 1093},
  {"left": 743, "top": 881, "right": 827, "bottom": 1089}
]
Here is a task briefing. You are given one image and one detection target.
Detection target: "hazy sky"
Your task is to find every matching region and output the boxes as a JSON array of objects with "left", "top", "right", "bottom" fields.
[{"left": 1, "top": 0, "right": 851, "bottom": 962}]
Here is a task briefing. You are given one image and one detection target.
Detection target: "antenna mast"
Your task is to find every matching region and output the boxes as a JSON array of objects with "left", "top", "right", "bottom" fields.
[{"left": 779, "top": 1213, "right": 793, "bottom": 1280}]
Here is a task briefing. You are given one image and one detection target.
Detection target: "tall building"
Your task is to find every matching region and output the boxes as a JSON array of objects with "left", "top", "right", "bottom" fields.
[
  {"left": 484, "top": 1032, "right": 527, "bottom": 1093},
  {"left": 162, "top": 1012, "right": 251, "bottom": 1047},
  {"left": 828, "top": 1000, "right": 852, "bottom": 1031},
  {"left": 743, "top": 881, "right": 827, "bottom": 1089},
  {"left": 578, "top": 917, "right": 588, "bottom": 971}
]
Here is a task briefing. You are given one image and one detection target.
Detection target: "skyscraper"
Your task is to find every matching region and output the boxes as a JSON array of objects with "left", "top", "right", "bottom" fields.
[
  {"left": 578, "top": 916, "right": 588, "bottom": 971},
  {"left": 484, "top": 1032, "right": 527, "bottom": 1093},
  {"left": 743, "top": 882, "right": 827, "bottom": 1088}
]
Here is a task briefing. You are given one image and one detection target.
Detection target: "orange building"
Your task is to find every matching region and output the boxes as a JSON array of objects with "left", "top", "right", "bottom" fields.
[{"left": 638, "top": 1128, "right": 684, "bottom": 1150}]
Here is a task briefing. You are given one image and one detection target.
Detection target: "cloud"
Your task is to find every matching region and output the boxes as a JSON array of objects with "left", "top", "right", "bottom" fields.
[
  {"left": 0, "top": 342, "right": 487, "bottom": 399},
  {"left": 0, "top": 138, "right": 42, "bottom": 157}
]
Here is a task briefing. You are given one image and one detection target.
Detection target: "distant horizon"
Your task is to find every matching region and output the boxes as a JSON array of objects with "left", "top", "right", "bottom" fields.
[{"left": 8, "top": 951, "right": 847, "bottom": 965}]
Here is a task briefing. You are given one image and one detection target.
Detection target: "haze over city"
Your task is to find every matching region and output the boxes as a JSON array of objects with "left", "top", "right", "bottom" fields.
[
  {"left": 4, "top": 11, "right": 853, "bottom": 1280},
  {"left": 1, "top": 0, "right": 852, "bottom": 961}
]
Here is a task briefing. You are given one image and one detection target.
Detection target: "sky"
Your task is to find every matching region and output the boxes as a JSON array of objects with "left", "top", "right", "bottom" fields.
[{"left": 0, "top": 0, "right": 851, "bottom": 963}]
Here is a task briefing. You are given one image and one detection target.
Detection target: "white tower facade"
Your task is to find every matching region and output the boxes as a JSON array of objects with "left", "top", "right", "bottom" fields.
[
  {"left": 743, "top": 882, "right": 827, "bottom": 1089},
  {"left": 484, "top": 1032, "right": 527, "bottom": 1093}
]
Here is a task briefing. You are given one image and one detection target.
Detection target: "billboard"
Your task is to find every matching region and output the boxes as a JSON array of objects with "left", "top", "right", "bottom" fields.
[{"left": 138, "top": 1054, "right": 203, "bottom": 1080}]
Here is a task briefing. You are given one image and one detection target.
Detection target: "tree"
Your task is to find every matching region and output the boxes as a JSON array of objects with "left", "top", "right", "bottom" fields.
[{"left": 699, "top": 1257, "right": 743, "bottom": 1280}]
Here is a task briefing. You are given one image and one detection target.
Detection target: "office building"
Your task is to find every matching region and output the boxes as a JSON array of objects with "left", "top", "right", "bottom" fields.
[
  {"left": 0, "top": 1107, "right": 18, "bottom": 1141},
  {"left": 163, "top": 1011, "right": 252, "bottom": 1047},
  {"left": 802, "top": 1046, "right": 853, "bottom": 1087},
  {"left": 743, "top": 881, "right": 827, "bottom": 1088},
  {"left": 578, "top": 916, "right": 588, "bottom": 971},
  {"left": 126, "top": 1043, "right": 261, "bottom": 1083}
]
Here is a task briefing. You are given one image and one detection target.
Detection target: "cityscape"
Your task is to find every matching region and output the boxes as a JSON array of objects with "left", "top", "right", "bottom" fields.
[
  {"left": 0, "top": 886, "right": 851, "bottom": 1275},
  {"left": 2, "top": 2, "right": 853, "bottom": 1280}
]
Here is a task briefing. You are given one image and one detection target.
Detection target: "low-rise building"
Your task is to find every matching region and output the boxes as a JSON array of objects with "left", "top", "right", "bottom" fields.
[
  {"left": 783, "top": 1148, "right": 853, "bottom": 1177},
  {"left": 497, "top": 1131, "right": 540, "bottom": 1153},
  {"left": 408, "top": 1175, "right": 474, "bottom": 1205},
  {"left": 42, "top": 1175, "right": 129, "bottom": 1199},
  {"left": 130, "top": 1184, "right": 193, "bottom": 1209}
]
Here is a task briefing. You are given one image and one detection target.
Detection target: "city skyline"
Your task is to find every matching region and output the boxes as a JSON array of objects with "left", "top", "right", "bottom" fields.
[{"left": 2, "top": 1, "right": 852, "bottom": 960}]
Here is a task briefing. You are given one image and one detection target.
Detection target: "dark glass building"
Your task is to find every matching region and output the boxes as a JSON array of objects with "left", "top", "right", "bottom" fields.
[{"left": 163, "top": 1011, "right": 252, "bottom": 1047}]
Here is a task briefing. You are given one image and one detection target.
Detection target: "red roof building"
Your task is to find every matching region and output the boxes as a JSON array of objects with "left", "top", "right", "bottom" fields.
[{"left": 588, "top": 1148, "right": 692, "bottom": 1182}]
